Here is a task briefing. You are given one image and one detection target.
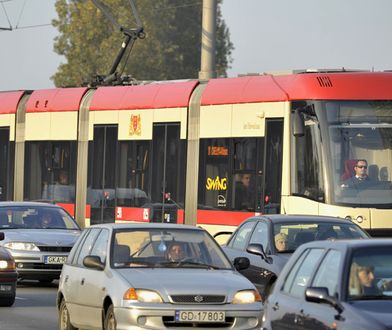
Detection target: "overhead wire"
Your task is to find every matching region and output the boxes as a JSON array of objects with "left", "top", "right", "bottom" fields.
[
  {"left": 0, "top": 0, "right": 12, "bottom": 30},
  {"left": 0, "top": 0, "right": 52, "bottom": 31},
  {"left": 15, "top": 0, "right": 26, "bottom": 28}
]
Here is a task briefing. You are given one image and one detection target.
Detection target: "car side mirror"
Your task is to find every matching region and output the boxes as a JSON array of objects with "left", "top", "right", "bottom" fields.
[
  {"left": 305, "top": 287, "right": 344, "bottom": 314},
  {"left": 83, "top": 255, "right": 105, "bottom": 271},
  {"left": 0, "top": 232, "right": 4, "bottom": 241},
  {"left": 246, "top": 243, "right": 273, "bottom": 264},
  {"left": 233, "top": 257, "right": 250, "bottom": 271}
]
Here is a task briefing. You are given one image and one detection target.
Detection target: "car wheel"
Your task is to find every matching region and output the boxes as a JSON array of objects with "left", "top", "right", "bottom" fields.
[
  {"left": 0, "top": 295, "right": 15, "bottom": 307},
  {"left": 104, "top": 304, "right": 117, "bottom": 330},
  {"left": 59, "top": 299, "right": 76, "bottom": 330}
]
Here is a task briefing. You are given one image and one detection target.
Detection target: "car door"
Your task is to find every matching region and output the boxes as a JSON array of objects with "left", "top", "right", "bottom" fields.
[
  {"left": 299, "top": 249, "right": 343, "bottom": 330},
  {"left": 241, "top": 221, "right": 273, "bottom": 293},
  {"left": 66, "top": 228, "right": 101, "bottom": 327},
  {"left": 76, "top": 228, "right": 110, "bottom": 329},
  {"left": 269, "top": 248, "right": 324, "bottom": 330}
]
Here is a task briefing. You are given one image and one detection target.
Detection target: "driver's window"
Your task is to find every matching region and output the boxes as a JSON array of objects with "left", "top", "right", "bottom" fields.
[
  {"left": 312, "top": 250, "right": 341, "bottom": 297},
  {"left": 289, "top": 248, "right": 324, "bottom": 298},
  {"left": 249, "top": 221, "right": 269, "bottom": 249},
  {"left": 229, "top": 221, "right": 255, "bottom": 250},
  {"left": 76, "top": 228, "right": 101, "bottom": 266},
  {"left": 90, "top": 229, "right": 109, "bottom": 264}
]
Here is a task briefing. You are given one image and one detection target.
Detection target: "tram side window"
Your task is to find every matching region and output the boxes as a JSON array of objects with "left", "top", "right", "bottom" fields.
[
  {"left": 116, "top": 141, "right": 150, "bottom": 207},
  {"left": 198, "top": 138, "right": 263, "bottom": 211},
  {"left": 24, "top": 141, "right": 76, "bottom": 203},
  {"left": 198, "top": 139, "right": 230, "bottom": 210},
  {"left": 292, "top": 121, "right": 325, "bottom": 202}
]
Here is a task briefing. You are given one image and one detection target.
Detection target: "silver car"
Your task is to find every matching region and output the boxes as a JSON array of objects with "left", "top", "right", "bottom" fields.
[
  {"left": 0, "top": 202, "right": 81, "bottom": 283},
  {"left": 57, "top": 223, "right": 263, "bottom": 330}
]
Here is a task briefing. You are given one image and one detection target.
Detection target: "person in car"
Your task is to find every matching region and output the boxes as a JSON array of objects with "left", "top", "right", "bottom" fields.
[
  {"left": 274, "top": 233, "right": 288, "bottom": 252},
  {"left": 349, "top": 262, "right": 380, "bottom": 296},
  {"left": 40, "top": 212, "right": 54, "bottom": 228},
  {"left": 166, "top": 243, "right": 185, "bottom": 262}
]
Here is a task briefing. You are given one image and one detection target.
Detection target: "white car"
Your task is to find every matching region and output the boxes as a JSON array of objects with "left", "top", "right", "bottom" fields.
[{"left": 57, "top": 223, "right": 263, "bottom": 330}]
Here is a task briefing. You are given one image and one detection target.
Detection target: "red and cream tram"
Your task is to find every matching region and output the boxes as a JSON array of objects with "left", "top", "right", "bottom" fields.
[{"left": 2, "top": 70, "right": 392, "bottom": 236}]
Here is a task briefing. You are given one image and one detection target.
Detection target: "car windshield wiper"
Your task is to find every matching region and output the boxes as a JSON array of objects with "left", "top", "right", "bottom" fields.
[{"left": 158, "top": 261, "right": 219, "bottom": 270}]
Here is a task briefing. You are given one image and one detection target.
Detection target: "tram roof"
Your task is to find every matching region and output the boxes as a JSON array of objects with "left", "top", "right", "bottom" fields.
[
  {"left": 25, "top": 88, "right": 88, "bottom": 113},
  {"left": 201, "top": 72, "right": 392, "bottom": 105},
  {"left": 0, "top": 91, "right": 25, "bottom": 114},
  {"left": 89, "top": 80, "right": 198, "bottom": 111}
]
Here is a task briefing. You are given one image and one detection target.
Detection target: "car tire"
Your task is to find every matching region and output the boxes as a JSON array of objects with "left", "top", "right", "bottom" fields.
[
  {"left": 104, "top": 304, "right": 117, "bottom": 330},
  {"left": 0, "top": 295, "right": 16, "bottom": 307},
  {"left": 59, "top": 299, "right": 76, "bottom": 330}
]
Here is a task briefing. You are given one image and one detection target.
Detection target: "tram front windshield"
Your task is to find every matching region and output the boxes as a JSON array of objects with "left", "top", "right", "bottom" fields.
[{"left": 322, "top": 100, "right": 392, "bottom": 207}]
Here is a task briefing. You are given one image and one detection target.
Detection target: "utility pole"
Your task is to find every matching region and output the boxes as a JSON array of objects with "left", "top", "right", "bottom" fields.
[{"left": 199, "top": 0, "right": 217, "bottom": 80}]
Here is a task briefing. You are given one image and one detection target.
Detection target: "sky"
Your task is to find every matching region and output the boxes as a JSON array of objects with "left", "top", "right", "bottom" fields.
[{"left": 1, "top": 0, "right": 392, "bottom": 91}]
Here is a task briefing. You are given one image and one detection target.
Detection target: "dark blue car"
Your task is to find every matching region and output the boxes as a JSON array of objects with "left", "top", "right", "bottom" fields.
[{"left": 262, "top": 239, "right": 392, "bottom": 330}]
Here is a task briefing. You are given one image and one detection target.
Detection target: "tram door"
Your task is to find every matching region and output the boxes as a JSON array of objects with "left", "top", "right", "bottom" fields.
[
  {"left": 0, "top": 128, "right": 13, "bottom": 201},
  {"left": 88, "top": 125, "right": 117, "bottom": 224},
  {"left": 150, "top": 123, "right": 186, "bottom": 223}
]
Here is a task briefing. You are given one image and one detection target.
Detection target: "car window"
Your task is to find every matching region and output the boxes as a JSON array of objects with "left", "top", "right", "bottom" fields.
[
  {"left": 249, "top": 221, "right": 269, "bottom": 248},
  {"left": 112, "top": 228, "right": 233, "bottom": 269},
  {"left": 312, "top": 249, "right": 342, "bottom": 297},
  {"left": 67, "top": 229, "right": 89, "bottom": 265},
  {"left": 76, "top": 228, "right": 101, "bottom": 266},
  {"left": 348, "top": 247, "right": 392, "bottom": 300},
  {"left": 273, "top": 222, "right": 368, "bottom": 252},
  {"left": 0, "top": 206, "right": 79, "bottom": 230},
  {"left": 90, "top": 229, "right": 109, "bottom": 263},
  {"left": 229, "top": 221, "right": 255, "bottom": 250},
  {"left": 282, "top": 249, "right": 308, "bottom": 294},
  {"left": 287, "top": 248, "right": 324, "bottom": 298}
]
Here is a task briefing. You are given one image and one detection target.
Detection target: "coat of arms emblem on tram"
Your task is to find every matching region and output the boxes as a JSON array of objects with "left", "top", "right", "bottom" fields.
[{"left": 129, "top": 114, "right": 141, "bottom": 136}]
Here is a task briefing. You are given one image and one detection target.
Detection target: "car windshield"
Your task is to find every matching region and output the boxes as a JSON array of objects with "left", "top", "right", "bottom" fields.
[
  {"left": 348, "top": 247, "right": 392, "bottom": 301},
  {"left": 273, "top": 222, "right": 368, "bottom": 253},
  {"left": 111, "top": 228, "right": 233, "bottom": 270},
  {"left": 0, "top": 206, "right": 79, "bottom": 230}
]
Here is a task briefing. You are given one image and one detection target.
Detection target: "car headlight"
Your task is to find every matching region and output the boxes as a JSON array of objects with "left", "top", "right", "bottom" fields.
[
  {"left": 123, "top": 288, "right": 163, "bottom": 303},
  {"left": 232, "top": 290, "right": 262, "bottom": 304},
  {"left": 4, "top": 242, "right": 40, "bottom": 251},
  {"left": 0, "top": 259, "right": 15, "bottom": 270}
]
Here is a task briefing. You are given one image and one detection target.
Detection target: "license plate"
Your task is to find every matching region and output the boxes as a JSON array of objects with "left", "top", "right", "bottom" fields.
[
  {"left": 0, "top": 284, "right": 12, "bottom": 292},
  {"left": 44, "top": 256, "right": 67, "bottom": 264},
  {"left": 175, "top": 311, "right": 225, "bottom": 323}
]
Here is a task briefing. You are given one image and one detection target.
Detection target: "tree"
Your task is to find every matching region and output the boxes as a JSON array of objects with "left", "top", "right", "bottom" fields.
[{"left": 52, "top": 0, "right": 233, "bottom": 87}]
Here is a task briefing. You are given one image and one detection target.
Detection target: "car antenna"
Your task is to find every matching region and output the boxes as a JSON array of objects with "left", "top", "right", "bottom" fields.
[{"left": 90, "top": 0, "right": 145, "bottom": 86}]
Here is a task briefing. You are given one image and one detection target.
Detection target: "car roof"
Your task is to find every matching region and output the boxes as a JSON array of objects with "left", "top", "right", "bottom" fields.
[
  {"left": 299, "top": 238, "right": 392, "bottom": 250},
  {"left": 88, "top": 223, "right": 206, "bottom": 231},
  {"left": 245, "top": 214, "right": 353, "bottom": 224},
  {"left": 0, "top": 201, "right": 61, "bottom": 208}
]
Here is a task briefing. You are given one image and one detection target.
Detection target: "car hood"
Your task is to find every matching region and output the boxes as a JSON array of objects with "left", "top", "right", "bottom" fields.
[
  {"left": 117, "top": 268, "right": 255, "bottom": 296},
  {"left": 349, "top": 300, "right": 392, "bottom": 327},
  {"left": 0, "top": 229, "right": 80, "bottom": 246}
]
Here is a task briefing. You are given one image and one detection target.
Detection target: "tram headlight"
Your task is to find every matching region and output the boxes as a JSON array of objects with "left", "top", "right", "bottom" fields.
[{"left": 356, "top": 216, "right": 364, "bottom": 223}]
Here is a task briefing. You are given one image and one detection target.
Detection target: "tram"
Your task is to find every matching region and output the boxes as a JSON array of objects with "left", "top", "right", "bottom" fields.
[{"left": 1, "top": 70, "right": 392, "bottom": 236}]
